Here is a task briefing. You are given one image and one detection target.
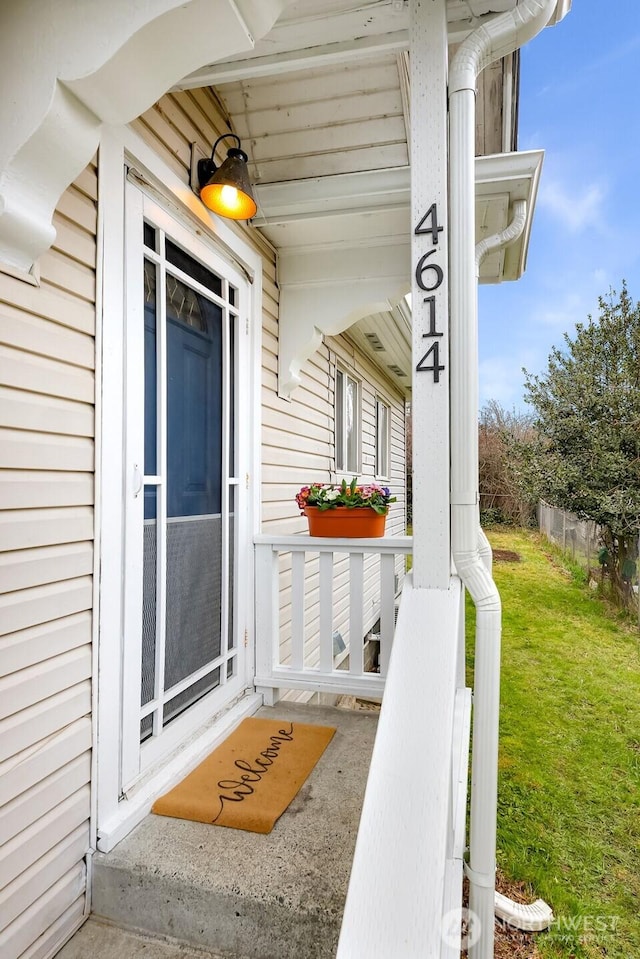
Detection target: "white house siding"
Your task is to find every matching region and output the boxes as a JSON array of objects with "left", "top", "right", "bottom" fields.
[
  {"left": 262, "top": 320, "right": 407, "bottom": 700},
  {"left": 0, "top": 164, "right": 96, "bottom": 958},
  {"left": 0, "top": 70, "right": 406, "bottom": 952},
  {"left": 328, "top": 334, "right": 407, "bottom": 639}
]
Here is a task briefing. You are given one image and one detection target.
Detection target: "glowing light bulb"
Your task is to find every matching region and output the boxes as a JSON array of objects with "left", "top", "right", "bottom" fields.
[{"left": 220, "top": 184, "right": 239, "bottom": 210}]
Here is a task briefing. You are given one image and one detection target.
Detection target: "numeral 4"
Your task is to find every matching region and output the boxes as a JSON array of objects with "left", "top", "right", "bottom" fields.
[
  {"left": 416, "top": 341, "right": 445, "bottom": 382},
  {"left": 414, "top": 203, "right": 443, "bottom": 244}
]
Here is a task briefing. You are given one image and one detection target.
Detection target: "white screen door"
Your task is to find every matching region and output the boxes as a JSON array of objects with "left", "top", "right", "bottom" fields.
[{"left": 121, "top": 183, "right": 249, "bottom": 787}]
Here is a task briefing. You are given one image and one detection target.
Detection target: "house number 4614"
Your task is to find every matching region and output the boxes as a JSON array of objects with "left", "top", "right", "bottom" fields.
[{"left": 414, "top": 203, "right": 445, "bottom": 383}]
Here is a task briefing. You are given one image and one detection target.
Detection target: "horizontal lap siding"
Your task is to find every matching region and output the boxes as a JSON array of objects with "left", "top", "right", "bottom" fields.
[
  {"left": 0, "top": 163, "right": 96, "bottom": 958},
  {"left": 264, "top": 316, "right": 406, "bottom": 702},
  {"left": 261, "top": 334, "right": 333, "bottom": 533}
]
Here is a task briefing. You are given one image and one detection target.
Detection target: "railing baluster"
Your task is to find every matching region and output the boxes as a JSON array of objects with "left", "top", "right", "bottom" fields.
[
  {"left": 319, "top": 551, "right": 334, "bottom": 673},
  {"left": 349, "top": 552, "right": 364, "bottom": 676},
  {"left": 254, "top": 534, "right": 412, "bottom": 697},
  {"left": 379, "top": 553, "right": 396, "bottom": 677},
  {"left": 291, "top": 550, "right": 305, "bottom": 670},
  {"left": 254, "top": 542, "right": 281, "bottom": 705}
]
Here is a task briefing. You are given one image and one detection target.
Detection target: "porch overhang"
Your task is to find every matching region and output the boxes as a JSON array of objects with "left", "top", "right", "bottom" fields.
[
  {"left": 177, "top": 0, "right": 571, "bottom": 90},
  {"left": 0, "top": 0, "right": 566, "bottom": 276},
  {"left": 273, "top": 150, "right": 544, "bottom": 399}
]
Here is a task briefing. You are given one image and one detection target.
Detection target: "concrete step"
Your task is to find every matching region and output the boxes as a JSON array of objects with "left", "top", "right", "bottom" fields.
[
  {"left": 87, "top": 704, "right": 377, "bottom": 959},
  {"left": 56, "top": 918, "right": 244, "bottom": 959}
]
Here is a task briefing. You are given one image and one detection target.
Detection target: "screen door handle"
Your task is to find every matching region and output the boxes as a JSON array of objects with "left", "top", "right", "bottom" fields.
[{"left": 133, "top": 464, "right": 143, "bottom": 497}]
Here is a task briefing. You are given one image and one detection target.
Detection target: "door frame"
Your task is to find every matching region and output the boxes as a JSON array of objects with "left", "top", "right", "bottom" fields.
[
  {"left": 121, "top": 184, "right": 249, "bottom": 787},
  {"left": 95, "top": 125, "right": 263, "bottom": 851}
]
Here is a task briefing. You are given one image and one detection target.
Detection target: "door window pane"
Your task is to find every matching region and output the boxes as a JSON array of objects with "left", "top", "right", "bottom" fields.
[
  {"left": 143, "top": 222, "right": 157, "bottom": 252},
  {"left": 140, "top": 714, "right": 153, "bottom": 743},
  {"left": 144, "top": 259, "right": 157, "bottom": 478},
  {"left": 165, "top": 270, "right": 223, "bottom": 700},
  {"left": 229, "top": 315, "right": 236, "bottom": 474},
  {"left": 166, "top": 288, "right": 222, "bottom": 518},
  {"left": 166, "top": 239, "right": 222, "bottom": 297},
  {"left": 135, "top": 218, "right": 241, "bottom": 752},
  {"left": 166, "top": 273, "right": 210, "bottom": 333},
  {"left": 163, "top": 668, "right": 221, "bottom": 727},
  {"left": 141, "top": 487, "right": 157, "bottom": 713},
  {"left": 164, "top": 512, "right": 222, "bottom": 693},
  {"left": 228, "top": 485, "right": 235, "bottom": 650}
]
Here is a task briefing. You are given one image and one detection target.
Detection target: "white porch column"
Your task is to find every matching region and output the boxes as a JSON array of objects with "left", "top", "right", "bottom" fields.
[{"left": 410, "top": 0, "right": 450, "bottom": 588}]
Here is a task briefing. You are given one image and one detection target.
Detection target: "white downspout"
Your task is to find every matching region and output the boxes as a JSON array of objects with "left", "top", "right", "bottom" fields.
[
  {"left": 449, "top": 4, "right": 558, "bottom": 958},
  {"left": 474, "top": 199, "right": 528, "bottom": 276},
  {"left": 474, "top": 207, "right": 557, "bottom": 937}
]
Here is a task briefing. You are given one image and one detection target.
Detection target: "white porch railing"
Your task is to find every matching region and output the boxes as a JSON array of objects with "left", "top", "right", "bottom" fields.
[
  {"left": 337, "top": 574, "right": 471, "bottom": 959},
  {"left": 254, "top": 533, "right": 413, "bottom": 703},
  {"left": 254, "top": 535, "right": 471, "bottom": 956}
]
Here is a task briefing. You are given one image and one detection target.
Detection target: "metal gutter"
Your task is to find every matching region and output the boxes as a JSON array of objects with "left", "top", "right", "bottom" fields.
[{"left": 448, "top": 2, "right": 564, "bottom": 956}]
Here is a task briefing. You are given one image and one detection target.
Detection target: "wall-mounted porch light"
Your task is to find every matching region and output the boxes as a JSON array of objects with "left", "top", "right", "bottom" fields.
[{"left": 197, "top": 133, "right": 257, "bottom": 220}]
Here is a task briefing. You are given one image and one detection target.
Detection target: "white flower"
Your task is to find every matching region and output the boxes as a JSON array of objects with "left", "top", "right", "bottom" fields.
[{"left": 323, "top": 489, "right": 341, "bottom": 501}]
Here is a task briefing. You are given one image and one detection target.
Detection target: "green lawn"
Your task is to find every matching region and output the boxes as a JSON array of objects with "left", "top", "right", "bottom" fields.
[{"left": 466, "top": 529, "right": 640, "bottom": 958}]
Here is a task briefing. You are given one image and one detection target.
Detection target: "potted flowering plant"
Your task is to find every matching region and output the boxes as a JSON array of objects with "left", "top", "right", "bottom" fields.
[{"left": 296, "top": 477, "right": 396, "bottom": 537}]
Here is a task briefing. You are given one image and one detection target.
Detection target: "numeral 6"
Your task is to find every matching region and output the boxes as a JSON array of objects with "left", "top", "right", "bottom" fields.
[{"left": 415, "top": 249, "right": 443, "bottom": 292}]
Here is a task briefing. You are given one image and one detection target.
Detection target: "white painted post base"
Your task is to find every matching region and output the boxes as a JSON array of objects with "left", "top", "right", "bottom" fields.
[{"left": 256, "top": 686, "right": 280, "bottom": 706}]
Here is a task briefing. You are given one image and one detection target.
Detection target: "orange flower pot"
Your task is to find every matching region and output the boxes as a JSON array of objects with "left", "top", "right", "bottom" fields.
[{"left": 303, "top": 505, "right": 387, "bottom": 538}]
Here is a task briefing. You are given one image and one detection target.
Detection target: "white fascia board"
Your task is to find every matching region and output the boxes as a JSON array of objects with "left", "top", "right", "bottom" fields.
[
  {"left": 175, "top": 3, "right": 549, "bottom": 89},
  {"left": 254, "top": 150, "right": 543, "bottom": 232},
  {"left": 175, "top": 32, "right": 410, "bottom": 88},
  {"left": 392, "top": 295, "right": 413, "bottom": 333},
  {"left": 172, "top": 0, "right": 567, "bottom": 92},
  {"left": 548, "top": 0, "right": 572, "bottom": 25},
  {"left": 475, "top": 149, "right": 544, "bottom": 198},
  {"left": 476, "top": 149, "right": 545, "bottom": 281},
  {"left": 253, "top": 167, "right": 411, "bottom": 225}
]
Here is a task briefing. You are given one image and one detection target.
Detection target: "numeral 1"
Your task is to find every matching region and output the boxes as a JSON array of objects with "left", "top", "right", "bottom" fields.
[{"left": 422, "top": 296, "right": 442, "bottom": 337}]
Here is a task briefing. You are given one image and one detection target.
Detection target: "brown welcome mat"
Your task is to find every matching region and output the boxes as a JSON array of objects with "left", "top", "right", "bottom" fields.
[{"left": 152, "top": 717, "right": 336, "bottom": 834}]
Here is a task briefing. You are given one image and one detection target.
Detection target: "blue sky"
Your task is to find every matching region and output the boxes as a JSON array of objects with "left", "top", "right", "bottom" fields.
[{"left": 478, "top": 1, "right": 640, "bottom": 412}]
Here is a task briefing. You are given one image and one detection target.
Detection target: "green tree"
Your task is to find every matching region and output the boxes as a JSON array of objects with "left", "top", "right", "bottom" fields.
[
  {"left": 523, "top": 282, "right": 640, "bottom": 599},
  {"left": 478, "top": 400, "right": 538, "bottom": 526}
]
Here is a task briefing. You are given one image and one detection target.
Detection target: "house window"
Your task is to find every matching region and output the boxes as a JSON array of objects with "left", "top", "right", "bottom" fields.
[
  {"left": 335, "top": 367, "right": 360, "bottom": 473},
  {"left": 375, "top": 399, "right": 390, "bottom": 479}
]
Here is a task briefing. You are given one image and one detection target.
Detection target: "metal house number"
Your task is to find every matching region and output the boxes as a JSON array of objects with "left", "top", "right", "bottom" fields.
[{"left": 414, "top": 203, "right": 445, "bottom": 383}]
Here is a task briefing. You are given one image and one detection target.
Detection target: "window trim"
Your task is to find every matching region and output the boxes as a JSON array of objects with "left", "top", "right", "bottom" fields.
[
  {"left": 375, "top": 397, "right": 391, "bottom": 481},
  {"left": 335, "top": 364, "right": 361, "bottom": 474}
]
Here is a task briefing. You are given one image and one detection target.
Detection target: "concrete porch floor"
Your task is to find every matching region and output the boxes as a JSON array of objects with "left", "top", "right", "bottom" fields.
[{"left": 57, "top": 703, "right": 378, "bottom": 959}]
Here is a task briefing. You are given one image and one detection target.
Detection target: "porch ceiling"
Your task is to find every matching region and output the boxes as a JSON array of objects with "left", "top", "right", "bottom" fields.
[
  {"left": 174, "top": 1, "right": 562, "bottom": 396},
  {"left": 332, "top": 150, "right": 543, "bottom": 399}
]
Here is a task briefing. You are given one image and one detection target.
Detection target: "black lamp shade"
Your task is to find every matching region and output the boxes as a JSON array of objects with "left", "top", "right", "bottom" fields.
[{"left": 199, "top": 147, "right": 257, "bottom": 220}]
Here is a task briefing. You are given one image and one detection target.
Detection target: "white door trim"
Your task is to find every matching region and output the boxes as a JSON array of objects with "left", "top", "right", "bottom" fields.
[
  {"left": 96, "top": 124, "right": 263, "bottom": 849},
  {"left": 122, "top": 186, "right": 250, "bottom": 786}
]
